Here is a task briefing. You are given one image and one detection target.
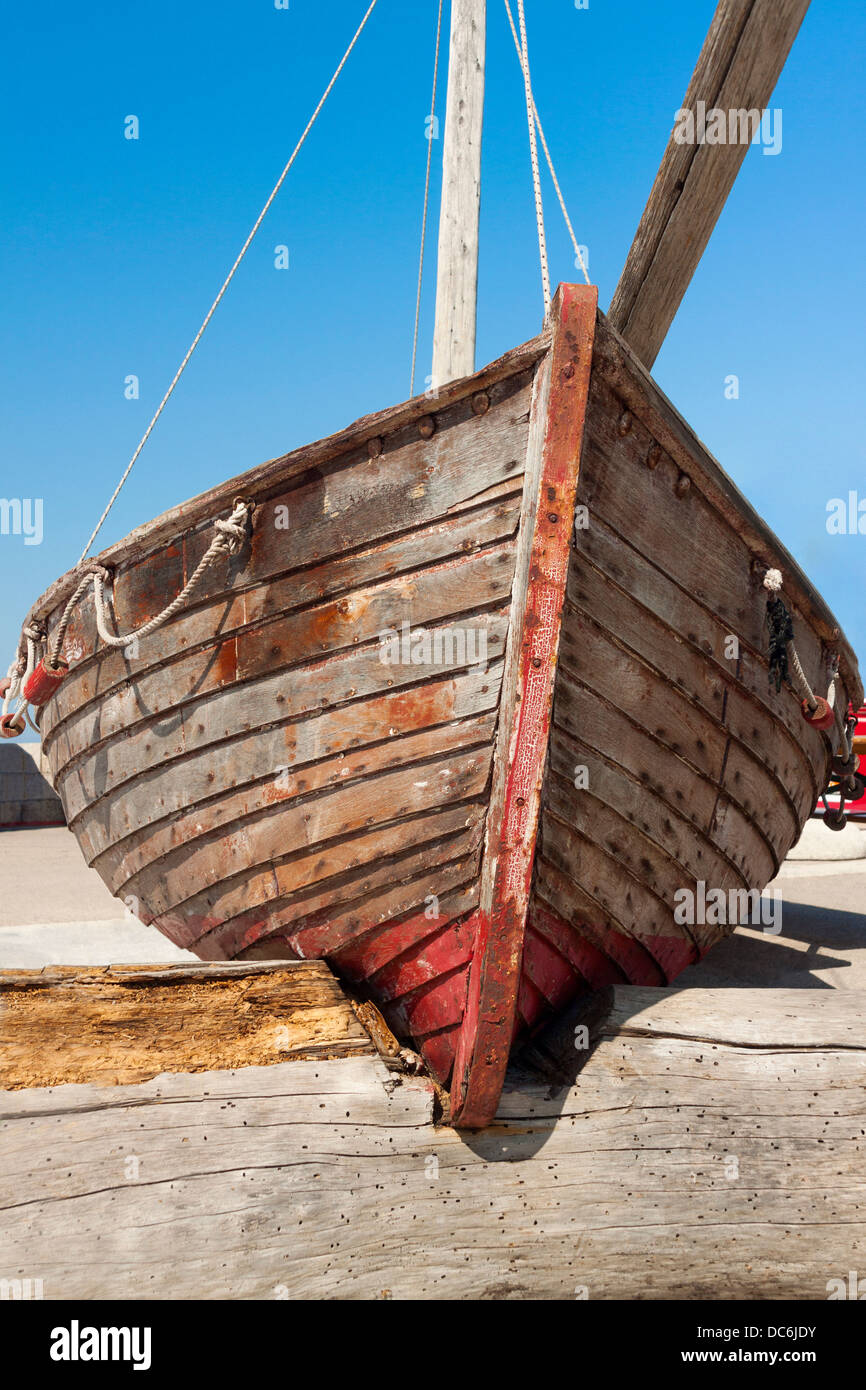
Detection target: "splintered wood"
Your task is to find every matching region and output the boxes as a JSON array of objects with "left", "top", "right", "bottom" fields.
[
  {"left": 1, "top": 986, "right": 863, "bottom": 1299},
  {"left": 0, "top": 961, "right": 374, "bottom": 1089}
]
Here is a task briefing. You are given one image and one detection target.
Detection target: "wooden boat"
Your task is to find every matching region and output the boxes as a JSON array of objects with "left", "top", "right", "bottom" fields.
[
  {"left": 7, "top": 0, "right": 863, "bottom": 1126},
  {"left": 22, "top": 284, "right": 862, "bottom": 1125}
]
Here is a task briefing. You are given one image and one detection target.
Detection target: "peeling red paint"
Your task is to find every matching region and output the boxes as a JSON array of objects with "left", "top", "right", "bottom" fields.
[{"left": 450, "top": 285, "right": 599, "bottom": 1129}]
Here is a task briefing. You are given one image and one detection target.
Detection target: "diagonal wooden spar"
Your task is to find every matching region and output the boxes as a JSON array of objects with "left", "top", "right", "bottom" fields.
[{"left": 609, "top": 0, "right": 811, "bottom": 368}]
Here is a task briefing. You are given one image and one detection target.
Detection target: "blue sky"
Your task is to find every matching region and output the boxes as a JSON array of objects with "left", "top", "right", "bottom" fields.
[{"left": 1, "top": 0, "right": 864, "bottom": 677}]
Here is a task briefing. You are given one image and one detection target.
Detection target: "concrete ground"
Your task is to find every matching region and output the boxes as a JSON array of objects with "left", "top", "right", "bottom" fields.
[
  {"left": 677, "top": 825, "right": 866, "bottom": 989},
  {"left": 0, "top": 820, "right": 864, "bottom": 980},
  {"left": 0, "top": 826, "right": 196, "bottom": 966}
]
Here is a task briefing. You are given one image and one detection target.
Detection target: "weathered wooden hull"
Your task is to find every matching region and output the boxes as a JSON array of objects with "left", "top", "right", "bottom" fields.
[{"left": 30, "top": 286, "right": 862, "bottom": 1127}]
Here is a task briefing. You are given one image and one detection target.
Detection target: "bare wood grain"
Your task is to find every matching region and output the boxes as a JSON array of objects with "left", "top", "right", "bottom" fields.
[
  {"left": 591, "top": 312, "right": 862, "bottom": 705},
  {"left": 0, "top": 961, "right": 373, "bottom": 1089},
  {"left": 432, "top": 0, "right": 486, "bottom": 385},
  {"left": 609, "top": 0, "right": 812, "bottom": 366},
  {"left": 2, "top": 987, "right": 863, "bottom": 1300}
]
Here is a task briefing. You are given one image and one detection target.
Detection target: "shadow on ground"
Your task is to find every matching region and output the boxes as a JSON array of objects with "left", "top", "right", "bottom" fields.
[{"left": 459, "top": 892, "right": 866, "bottom": 1158}]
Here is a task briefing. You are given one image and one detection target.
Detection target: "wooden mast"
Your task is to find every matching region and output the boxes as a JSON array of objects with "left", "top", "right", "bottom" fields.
[{"left": 431, "top": 0, "right": 486, "bottom": 389}]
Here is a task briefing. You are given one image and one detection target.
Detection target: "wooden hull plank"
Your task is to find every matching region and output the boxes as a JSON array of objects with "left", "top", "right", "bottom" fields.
[
  {"left": 557, "top": 614, "right": 796, "bottom": 877},
  {"left": 66, "top": 658, "right": 501, "bottom": 854},
  {"left": 528, "top": 896, "right": 626, "bottom": 989},
  {"left": 552, "top": 664, "right": 780, "bottom": 890},
  {"left": 576, "top": 509, "right": 826, "bottom": 786},
  {"left": 48, "top": 547, "right": 514, "bottom": 770},
  {"left": 579, "top": 368, "right": 840, "bottom": 718},
  {"left": 47, "top": 495, "right": 522, "bottom": 736},
  {"left": 83, "top": 701, "right": 497, "bottom": 887},
  {"left": 590, "top": 315, "right": 861, "bottom": 706}
]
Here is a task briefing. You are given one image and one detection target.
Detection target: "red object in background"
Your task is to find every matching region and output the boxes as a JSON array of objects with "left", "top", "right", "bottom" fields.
[
  {"left": 849, "top": 705, "right": 866, "bottom": 815},
  {"left": 821, "top": 705, "right": 866, "bottom": 818}
]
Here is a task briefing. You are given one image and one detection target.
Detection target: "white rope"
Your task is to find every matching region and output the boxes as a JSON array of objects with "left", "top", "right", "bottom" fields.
[
  {"left": 787, "top": 641, "right": 818, "bottom": 709},
  {"left": 1, "top": 666, "right": 16, "bottom": 718},
  {"left": 514, "top": 0, "right": 551, "bottom": 315},
  {"left": 503, "top": 0, "right": 590, "bottom": 286},
  {"left": 76, "top": 0, "right": 380, "bottom": 567},
  {"left": 0, "top": 500, "right": 250, "bottom": 738},
  {"left": 51, "top": 502, "right": 252, "bottom": 666},
  {"left": 410, "top": 0, "right": 446, "bottom": 396},
  {"left": 1, "top": 625, "right": 43, "bottom": 732},
  {"left": 826, "top": 659, "right": 849, "bottom": 754}
]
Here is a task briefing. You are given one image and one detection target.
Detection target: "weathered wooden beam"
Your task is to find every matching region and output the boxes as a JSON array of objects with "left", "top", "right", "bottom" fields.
[
  {"left": 608, "top": 0, "right": 811, "bottom": 367},
  {"left": 0, "top": 960, "right": 376, "bottom": 1089},
  {"left": 432, "top": 0, "right": 487, "bottom": 387},
  {"left": 2, "top": 986, "right": 864, "bottom": 1299},
  {"left": 449, "top": 283, "right": 598, "bottom": 1128}
]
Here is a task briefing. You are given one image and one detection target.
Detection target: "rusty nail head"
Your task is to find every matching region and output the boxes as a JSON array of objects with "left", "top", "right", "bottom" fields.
[{"left": 563, "top": 362, "right": 575, "bottom": 379}]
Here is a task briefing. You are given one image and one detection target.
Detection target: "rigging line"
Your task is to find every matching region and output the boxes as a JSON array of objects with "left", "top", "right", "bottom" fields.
[
  {"left": 503, "top": 0, "right": 590, "bottom": 286},
  {"left": 76, "top": 0, "right": 380, "bottom": 568},
  {"left": 514, "top": 0, "right": 551, "bottom": 315},
  {"left": 410, "top": 0, "right": 446, "bottom": 397}
]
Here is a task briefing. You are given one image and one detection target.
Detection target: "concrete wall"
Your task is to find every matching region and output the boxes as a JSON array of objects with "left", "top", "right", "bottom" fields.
[{"left": 0, "top": 743, "right": 64, "bottom": 826}]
